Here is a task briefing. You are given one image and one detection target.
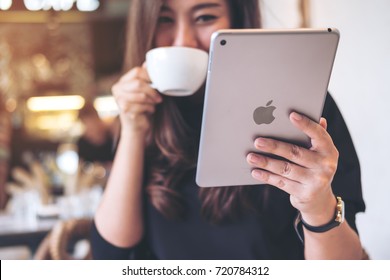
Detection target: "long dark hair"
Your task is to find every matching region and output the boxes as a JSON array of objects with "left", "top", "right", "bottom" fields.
[{"left": 124, "top": 0, "right": 264, "bottom": 224}]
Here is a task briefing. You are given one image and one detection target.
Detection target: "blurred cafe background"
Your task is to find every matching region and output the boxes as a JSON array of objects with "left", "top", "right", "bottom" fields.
[{"left": 0, "top": 0, "right": 125, "bottom": 259}]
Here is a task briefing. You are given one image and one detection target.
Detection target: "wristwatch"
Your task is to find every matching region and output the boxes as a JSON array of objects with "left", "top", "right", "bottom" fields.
[{"left": 294, "top": 196, "right": 345, "bottom": 241}]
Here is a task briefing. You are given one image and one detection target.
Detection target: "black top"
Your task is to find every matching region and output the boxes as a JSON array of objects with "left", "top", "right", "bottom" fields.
[{"left": 90, "top": 94, "right": 365, "bottom": 260}]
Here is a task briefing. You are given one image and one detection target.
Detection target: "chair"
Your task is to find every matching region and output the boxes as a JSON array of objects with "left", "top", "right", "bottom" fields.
[{"left": 34, "top": 218, "right": 92, "bottom": 260}]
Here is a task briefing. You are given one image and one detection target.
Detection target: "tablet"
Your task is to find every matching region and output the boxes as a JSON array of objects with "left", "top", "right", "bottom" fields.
[{"left": 196, "top": 28, "right": 340, "bottom": 187}]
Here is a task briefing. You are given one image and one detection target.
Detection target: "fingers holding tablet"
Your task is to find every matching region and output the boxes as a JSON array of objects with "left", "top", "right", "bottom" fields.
[{"left": 247, "top": 112, "right": 339, "bottom": 208}]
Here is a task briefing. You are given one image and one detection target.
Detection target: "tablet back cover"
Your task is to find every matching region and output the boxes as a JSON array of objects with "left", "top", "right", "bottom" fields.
[{"left": 196, "top": 28, "right": 339, "bottom": 187}]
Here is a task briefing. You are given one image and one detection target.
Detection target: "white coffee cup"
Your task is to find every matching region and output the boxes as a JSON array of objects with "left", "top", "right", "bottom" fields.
[{"left": 146, "top": 46, "right": 209, "bottom": 96}]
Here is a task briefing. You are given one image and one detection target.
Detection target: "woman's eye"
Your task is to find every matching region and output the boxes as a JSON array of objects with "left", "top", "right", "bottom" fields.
[{"left": 196, "top": 15, "right": 218, "bottom": 23}]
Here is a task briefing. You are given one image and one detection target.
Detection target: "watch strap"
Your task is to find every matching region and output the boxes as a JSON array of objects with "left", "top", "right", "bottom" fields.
[{"left": 294, "top": 196, "right": 344, "bottom": 241}]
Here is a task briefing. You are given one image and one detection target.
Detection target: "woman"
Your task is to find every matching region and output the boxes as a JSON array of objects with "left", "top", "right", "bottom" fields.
[{"left": 91, "top": 0, "right": 365, "bottom": 259}]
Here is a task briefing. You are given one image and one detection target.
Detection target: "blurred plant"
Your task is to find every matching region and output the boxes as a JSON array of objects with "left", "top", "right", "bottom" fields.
[{"left": 6, "top": 160, "right": 51, "bottom": 205}]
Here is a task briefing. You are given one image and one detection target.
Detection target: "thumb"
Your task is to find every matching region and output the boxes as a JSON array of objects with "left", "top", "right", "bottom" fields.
[{"left": 319, "top": 117, "right": 327, "bottom": 130}]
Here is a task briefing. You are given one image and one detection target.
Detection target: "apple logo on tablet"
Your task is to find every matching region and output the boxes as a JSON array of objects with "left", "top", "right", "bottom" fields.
[{"left": 253, "top": 100, "right": 276, "bottom": 125}]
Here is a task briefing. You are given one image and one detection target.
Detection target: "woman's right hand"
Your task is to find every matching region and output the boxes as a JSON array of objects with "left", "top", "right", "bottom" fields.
[{"left": 112, "top": 64, "right": 163, "bottom": 136}]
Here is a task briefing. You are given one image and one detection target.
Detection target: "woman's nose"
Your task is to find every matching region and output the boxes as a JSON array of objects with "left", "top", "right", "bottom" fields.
[{"left": 172, "top": 23, "right": 198, "bottom": 48}]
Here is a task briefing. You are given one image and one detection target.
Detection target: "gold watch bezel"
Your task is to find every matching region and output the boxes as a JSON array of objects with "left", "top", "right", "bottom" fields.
[{"left": 335, "top": 196, "right": 345, "bottom": 223}]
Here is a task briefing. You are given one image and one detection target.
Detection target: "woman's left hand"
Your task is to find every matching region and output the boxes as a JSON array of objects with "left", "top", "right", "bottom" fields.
[{"left": 247, "top": 112, "right": 339, "bottom": 225}]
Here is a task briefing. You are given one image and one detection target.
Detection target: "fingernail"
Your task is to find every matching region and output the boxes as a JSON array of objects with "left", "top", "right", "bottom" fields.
[
  {"left": 291, "top": 112, "right": 302, "bottom": 121},
  {"left": 255, "top": 138, "right": 267, "bottom": 148},
  {"left": 252, "top": 169, "right": 263, "bottom": 180},
  {"left": 247, "top": 153, "right": 257, "bottom": 163}
]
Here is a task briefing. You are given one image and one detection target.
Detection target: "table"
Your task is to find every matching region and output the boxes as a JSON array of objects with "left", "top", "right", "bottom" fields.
[{"left": 0, "top": 212, "right": 58, "bottom": 254}]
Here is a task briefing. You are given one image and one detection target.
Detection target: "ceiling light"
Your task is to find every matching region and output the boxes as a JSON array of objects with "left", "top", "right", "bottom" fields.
[
  {"left": 27, "top": 95, "right": 85, "bottom": 112},
  {"left": 0, "top": 0, "right": 12, "bottom": 10},
  {"left": 93, "top": 95, "right": 118, "bottom": 118}
]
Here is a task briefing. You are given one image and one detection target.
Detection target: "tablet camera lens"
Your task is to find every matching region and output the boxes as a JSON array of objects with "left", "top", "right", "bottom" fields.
[
  {"left": 220, "top": 39, "right": 227, "bottom": 46},
  {"left": 328, "top": 28, "right": 332, "bottom": 32}
]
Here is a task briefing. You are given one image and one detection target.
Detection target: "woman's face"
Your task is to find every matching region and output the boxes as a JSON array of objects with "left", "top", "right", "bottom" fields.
[{"left": 154, "top": 0, "right": 231, "bottom": 52}]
